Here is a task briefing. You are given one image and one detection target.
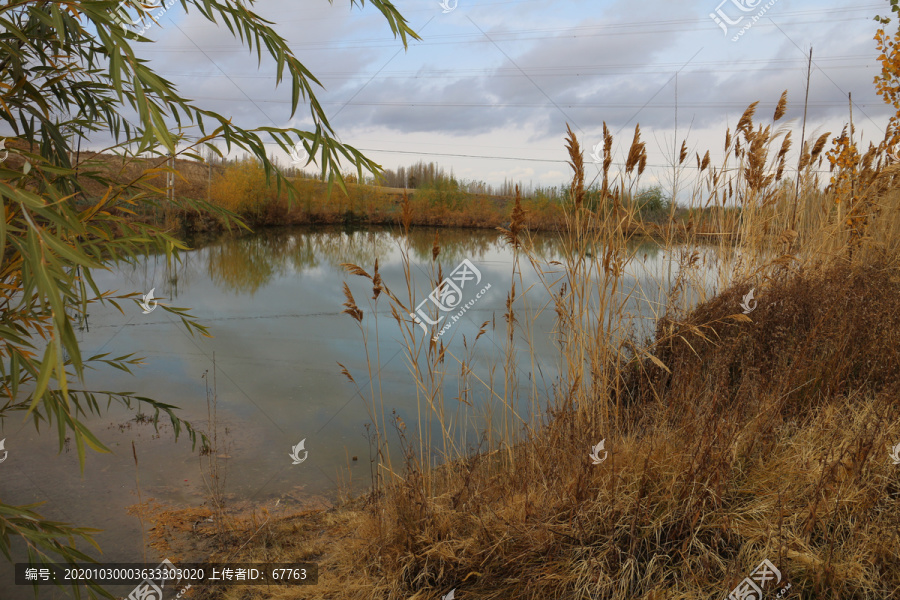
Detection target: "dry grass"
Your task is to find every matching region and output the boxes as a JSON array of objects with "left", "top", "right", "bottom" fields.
[
  {"left": 56, "top": 145, "right": 721, "bottom": 237},
  {"left": 208, "top": 166, "right": 571, "bottom": 232},
  {"left": 144, "top": 96, "right": 900, "bottom": 600}
]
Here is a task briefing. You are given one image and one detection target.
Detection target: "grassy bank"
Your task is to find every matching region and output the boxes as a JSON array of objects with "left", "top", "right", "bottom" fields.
[
  {"left": 204, "top": 159, "right": 692, "bottom": 234},
  {"left": 53, "top": 146, "right": 731, "bottom": 238},
  {"left": 136, "top": 96, "right": 900, "bottom": 599}
]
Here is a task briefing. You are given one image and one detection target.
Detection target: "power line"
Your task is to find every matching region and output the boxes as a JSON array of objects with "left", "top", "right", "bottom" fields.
[
  {"left": 467, "top": 14, "right": 585, "bottom": 133},
  {"left": 146, "top": 21, "right": 873, "bottom": 52},
  {"left": 331, "top": 15, "right": 437, "bottom": 122},
  {"left": 766, "top": 18, "right": 884, "bottom": 139},
  {"left": 182, "top": 96, "right": 884, "bottom": 109},
  {"left": 166, "top": 18, "right": 284, "bottom": 128},
  {"left": 140, "top": 7, "right": 879, "bottom": 53},
  {"left": 153, "top": 54, "right": 874, "bottom": 80},
  {"left": 264, "top": 0, "right": 631, "bottom": 24},
  {"left": 158, "top": 63, "right": 877, "bottom": 80},
  {"left": 253, "top": 143, "right": 842, "bottom": 174}
]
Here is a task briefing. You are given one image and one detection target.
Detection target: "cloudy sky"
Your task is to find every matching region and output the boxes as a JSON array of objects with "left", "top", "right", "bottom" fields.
[{"left": 112, "top": 0, "right": 889, "bottom": 189}]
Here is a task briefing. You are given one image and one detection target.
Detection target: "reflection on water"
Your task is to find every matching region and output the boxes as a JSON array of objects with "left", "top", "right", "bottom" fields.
[
  {"left": 207, "top": 230, "right": 321, "bottom": 294},
  {"left": 193, "top": 225, "right": 665, "bottom": 298}
]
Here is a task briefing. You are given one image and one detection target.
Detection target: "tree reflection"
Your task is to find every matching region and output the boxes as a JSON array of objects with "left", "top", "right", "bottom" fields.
[
  {"left": 202, "top": 226, "right": 665, "bottom": 295},
  {"left": 207, "top": 234, "right": 283, "bottom": 294}
]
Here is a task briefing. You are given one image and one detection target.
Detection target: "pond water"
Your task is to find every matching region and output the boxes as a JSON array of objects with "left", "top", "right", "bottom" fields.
[{"left": 0, "top": 225, "right": 715, "bottom": 598}]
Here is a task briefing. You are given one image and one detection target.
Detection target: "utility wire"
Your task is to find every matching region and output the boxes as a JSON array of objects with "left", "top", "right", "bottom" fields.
[
  {"left": 153, "top": 53, "right": 874, "bottom": 79},
  {"left": 146, "top": 20, "right": 874, "bottom": 53},
  {"left": 160, "top": 64, "right": 876, "bottom": 80},
  {"left": 768, "top": 17, "right": 884, "bottom": 136},
  {"left": 255, "top": 143, "right": 842, "bottom": 174},
  {"left": 186, "top": 97, "right": 882, "bottom": 108},
  {"left": 145, "top": 6, "right": 879, "bottom": 52}
]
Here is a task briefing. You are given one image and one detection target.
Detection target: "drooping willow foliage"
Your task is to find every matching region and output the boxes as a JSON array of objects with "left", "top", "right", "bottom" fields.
[{"left": 0, "top": 0, "right": 417, "bottom": 597}]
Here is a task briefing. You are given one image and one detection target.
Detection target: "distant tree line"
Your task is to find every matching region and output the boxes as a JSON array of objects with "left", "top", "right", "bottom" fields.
[
  {"left": 374, "top": 160, "right": 566, "bottom": 200},
  {"left": 203, "top": 151, "right": 675, "bottom": 210}
]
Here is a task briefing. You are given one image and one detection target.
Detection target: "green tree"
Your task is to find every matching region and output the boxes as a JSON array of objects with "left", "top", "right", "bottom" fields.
[
  {"left": 419, "top": 174, "right": 465, "bottom": 209},
  {"left": 633, "top": 185, "right": 670, "bottom": 214},
  {"left": 0, "top": 0, "right": 417, "bottom": 597}
]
